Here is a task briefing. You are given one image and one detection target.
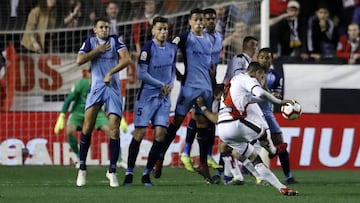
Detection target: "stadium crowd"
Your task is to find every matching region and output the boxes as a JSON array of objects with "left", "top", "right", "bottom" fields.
[{"left": 0, "top": 0, "right": 360, "bottom": 64}]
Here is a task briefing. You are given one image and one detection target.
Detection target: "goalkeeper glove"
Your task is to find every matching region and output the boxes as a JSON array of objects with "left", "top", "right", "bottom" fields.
[
  {"left": 120, "top": 117, "right": 128, "bottom": 133},
  {"left": 54, "top": 113, "right": 65, "bottom": 134}
]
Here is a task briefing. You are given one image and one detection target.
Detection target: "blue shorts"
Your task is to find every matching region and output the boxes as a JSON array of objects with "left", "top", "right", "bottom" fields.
[
  {"left": 175, "top": 86, "right": 213, "bottom": 116},
  {"left": 259, "top": 101, "right": 281, "bottom": 134},
  {"left": 85, "top": 84, "right": 123, "bottom": 118},
  {"left": 134, "top": 96, "right": 171, "bottom": 128}
]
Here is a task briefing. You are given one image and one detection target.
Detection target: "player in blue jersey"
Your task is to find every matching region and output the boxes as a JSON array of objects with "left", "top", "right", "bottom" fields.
[
  {"left": 122, "top": 16, "right": 177, "bottom": 187},
  {"left": 75, "top": 17, "right": 131, "bottom": 187},
  {"left": 257, "top": 47, "right": 298, "bottom": 184},
  {"left": 154, "top": 8, "right": 217, "bottom": 183},
  {"left": 181, "top": 8, "right": 223, "bottom": 172}
]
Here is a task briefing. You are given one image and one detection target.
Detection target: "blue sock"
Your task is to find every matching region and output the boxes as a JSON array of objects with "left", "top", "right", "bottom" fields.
[
  {"left": 143, "top": 168, "right": 151, "bottom": 175},
  {"left": 126, "top": 168, "right": 134, "bottom": 174},
  {"left": 79, "top": 133, "right": 91, "bottom": 170},
  {"left": 109, "top": 138, "right": 120, "bottom": 173},
  {"left": 183, "top": 143, "right": 191, "bottom": 155}
]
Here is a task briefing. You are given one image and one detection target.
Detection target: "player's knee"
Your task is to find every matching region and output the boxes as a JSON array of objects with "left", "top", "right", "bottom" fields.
[
  {"left": 132, "top": 128, "right": 146, "bottom": 141},
  {"left": 271, "top": 133, "right": 284, "bottom": 145}
]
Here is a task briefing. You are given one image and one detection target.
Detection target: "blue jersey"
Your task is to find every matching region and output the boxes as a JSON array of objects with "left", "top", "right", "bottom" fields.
[
  {"left": 137, "top": 40, "right": 177, "bottom": 100},
  {"left": 205, "top": 30, "right": 223, "bottom": 65},
  {"left": 258, "top": 67, "right": 283, "bottom": 134},
  {"left": 178, "top": 31, "right": 213, "bottom": 91},
  {"left": 78, "top": 35, "right": 127, "bottom": 92},
  {"left": 134, "top": 40, "right": 177, "bottom": 128}
]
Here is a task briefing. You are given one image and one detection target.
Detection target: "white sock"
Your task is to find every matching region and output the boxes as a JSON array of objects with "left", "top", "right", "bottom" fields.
[
  {"left": 243, "top": 159, "right": 262, "bottom": 179},
  {"left": 231, "top": 159, "right": 244, "bottom": 181},
  {"left": 222, "top": 155, "right": 233, "bottom": 178},
  {"left": 255, "top": 163, "right": 286, "bottom": 191}
]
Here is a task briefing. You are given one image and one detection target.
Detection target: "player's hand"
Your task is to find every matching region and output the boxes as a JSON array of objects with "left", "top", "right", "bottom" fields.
[
  {"left": 96, "top": 41, "right": 111, "bottom": 53},
  {"left": 272, "top": 92, "right": 282, "bottom": 99},
  {"left": 120, "top": 117, "right": 128, "bottom": 133},
  {"left": 161, "top": 84, "right": 172, "bottom": 96},
  {"left": 54, "top": 113, "right": 65, "bottom": 134},
  {"left": 281, "top": 99, "right": 295, "bottom": 105},
  {"left": 104, "top": 72, "right": 112, "bottom": 85},
  {"left": 196, "top": 96, "right": 206, "bottom": 107}
]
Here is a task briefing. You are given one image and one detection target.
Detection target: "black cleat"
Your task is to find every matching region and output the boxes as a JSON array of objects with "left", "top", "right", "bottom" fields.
[
  {"left": 196, "top": 166, "right": 214, "bottom": 184},
  {"left": 123, "top": 173, "right": 133, "bottom": 186},
  {"left": 141, "top": 174, "right": 153, "bottom": 186},
  {"left": 286, "top": 177, "right": 299, "bottom": 184}
]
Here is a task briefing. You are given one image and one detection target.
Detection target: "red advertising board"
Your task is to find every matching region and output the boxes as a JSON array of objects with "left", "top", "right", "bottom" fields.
[{"left": 1, "top": 112, "right": 360, "bottom": 169}]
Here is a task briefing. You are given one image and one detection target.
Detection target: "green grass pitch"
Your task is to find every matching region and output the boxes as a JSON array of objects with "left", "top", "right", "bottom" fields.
[{"left": 0, "top": 166, "right": 360, "bottom": 203}]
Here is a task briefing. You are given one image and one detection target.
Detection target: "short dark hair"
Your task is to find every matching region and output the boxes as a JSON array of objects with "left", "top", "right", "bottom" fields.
[
  {"left": 247, "top": 61, "right": 265, "bottom": 73},
  {"left": 153, "top": 16, "right": 168, "bottom": 25},
  {"left": 203, "top": 8, "right": 216, "bottom": 15},
  {"left": 94, "top": 17, "right": 109, "bottom": 27},
  {"left": 190, "top": 8, "right": 203, "bottom": 17},
  {"left": 258, "top": 47, "right": 274, "bottom": 59}
]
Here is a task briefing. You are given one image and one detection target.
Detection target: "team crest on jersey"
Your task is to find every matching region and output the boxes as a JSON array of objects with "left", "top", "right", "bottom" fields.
[{"left": 140, "top": 51, "right": 147, "bottom": 61}]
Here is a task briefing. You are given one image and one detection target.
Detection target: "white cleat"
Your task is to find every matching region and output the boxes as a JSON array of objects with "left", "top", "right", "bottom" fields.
[
  {"left": 76, "top": 170, "right": 87, "bottom": 187},
  {"left": 106, "top": 171, "right": 119, "bottom": 187}
]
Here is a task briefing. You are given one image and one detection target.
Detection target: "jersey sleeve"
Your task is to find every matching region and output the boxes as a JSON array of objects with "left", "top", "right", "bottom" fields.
[
  {"left": 111, "top": 35, "right": 127, "bottom": 53},
  {"left": 78, "top": 37, "right": 92, "bottom": 54}
]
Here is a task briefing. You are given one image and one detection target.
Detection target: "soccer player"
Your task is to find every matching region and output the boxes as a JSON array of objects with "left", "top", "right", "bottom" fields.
[
  {"left": 75, "top": 17, "right": 131, "bottom": 187},
  {"left": 53, "top": 69, "right": 128, "bottom": 168},
  {"left": 198, "top": 62, "right": 299, "bottom": 196},
  {"left": 180, "top": 8, "right": 223, "bottom": 172},
  {"left": 222, "top": 36, "right": 258, "bottom": 83},
  {"left": 154, "top": 8, "right": 215, "bottom": 183},
  {"left": 122, "top": 16, "right": 177, "bottom": 187},
  {"left": 257, "top": 47, "right": 298, "bottom": 184},
  {"left": 54, "top": 69, "right": 108, "bottom": 167}
]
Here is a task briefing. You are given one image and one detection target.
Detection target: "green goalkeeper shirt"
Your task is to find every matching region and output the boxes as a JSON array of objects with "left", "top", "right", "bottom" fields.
[{"left": 61, "top": 78, "right": 90, "bottom": 114}]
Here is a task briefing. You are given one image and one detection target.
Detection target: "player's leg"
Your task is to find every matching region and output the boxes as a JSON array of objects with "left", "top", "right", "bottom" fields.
[
  {"left": 271, "top": 133, "right": 298, "bottom": 184},
  {"left": 233, "top": 144, "right": 298, "bottom": 196},
  {"left": 181, "top": 110, "right": 196, "bottom": 172},
  {"left": 142, "top": 126, "right": 167, "bottom": 186},
  {"left": 194, "top": 114, "right": 215, "bottom": 183},
  {"left": 123, "top": 127, "right": 146, "bottom": 186},
  {"left": 207, "top": 123, "right": 222, "bottom": 169},
  {"left": 76, "top": 104, "right": 101, "bottom": 186}
]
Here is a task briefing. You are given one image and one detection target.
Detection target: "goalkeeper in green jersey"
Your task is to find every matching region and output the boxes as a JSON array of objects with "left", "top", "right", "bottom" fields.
[{"left": 54, "top": 69, "right": 128, "bottom": 166}]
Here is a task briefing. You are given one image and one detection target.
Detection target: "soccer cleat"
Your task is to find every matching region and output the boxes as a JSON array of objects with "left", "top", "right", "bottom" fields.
[
  {"left": 226, "top": 178, "right": 244, "bottom": 185},
  {"left": 211, "top": 175, "right": 221, "bottom": 184},
  {"left": 180, "top": 153, "right": 196, "bottom": 172},
  {"left": 141, "top": 174, "right": 153, "bottom": 186},
  {"left": 207, "top": 157, "right": 223, "bottom": 169},
  {"left": 196, "top": 165, "right": 213, "bottom": 184},
  {"left": 106, "top": 170, "right": 119, "bottom": 187},
  {"left": 153, "top": 160, "right": 163, "bottom": 179},
  {"left": 286, "top": 177, "right": 299, "bottom": 184},
  {"left": 280, "top": 188, "right": 299, "bottom": 196},
  {"left": 123, "top": 173, "right": 133, "bottom": 186},
  {"left": 76, "top": 170, "right": 87, "bottom": 187}
]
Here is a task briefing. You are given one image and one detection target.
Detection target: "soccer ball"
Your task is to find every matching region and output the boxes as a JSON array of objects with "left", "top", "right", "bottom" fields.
[{"left": 281, "top": 101, "right": 302, "bottom": 120}]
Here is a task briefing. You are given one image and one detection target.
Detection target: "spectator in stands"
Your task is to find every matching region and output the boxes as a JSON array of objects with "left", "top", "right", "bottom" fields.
[
  {"left": 214, "top": 4, "right": 226, "bottom": 35},
  {"left": 306, "top": 4, "right": 337, "bottom": 60},
  {"left": 352, "top": 4, "right": 360, "bottom": 28},
  {"left": 222, "top": 20, "right": 252, "bottom": 62},
  {"left": 336, "top": 23, "right": 360, "bottom": 64},
  {"left": 20, "top": 0, "right": 59, "bottom": 53},
  {"left": 63, "top": 0, "right": 83, "bottom": 28},
  {"left": 105, "top": 1, "right": 121, "bottom": 36},
  {"left": 270, "top": 0, "right": 307, "bottom": 61},
  {"left": 132, "top": 0, "right": 158, "bottom": 58}
]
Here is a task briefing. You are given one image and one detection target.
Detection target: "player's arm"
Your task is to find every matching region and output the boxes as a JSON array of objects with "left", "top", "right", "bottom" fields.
[
  {"left": 137, "top": 64, "right": 164, "bottom": 87},
  {"left": 104, "top": 48, "right": 131, "bottom": 84},
  {"left": 252, "top": 85, "right": 293, "bottom": 105},
  {"left": 76, "top": 39, "right": 111, "bottom": 65},
  {"left": 196, "top": 96, "right": 218, "bottom": 124}
]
